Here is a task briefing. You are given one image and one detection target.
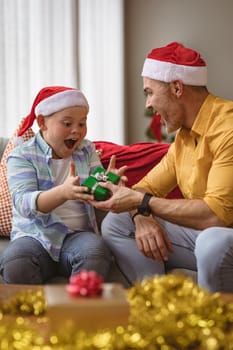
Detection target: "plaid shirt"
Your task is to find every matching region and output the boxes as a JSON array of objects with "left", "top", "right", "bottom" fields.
[{"left": 7, "top": 132, "right": 101, "bottom": 261}]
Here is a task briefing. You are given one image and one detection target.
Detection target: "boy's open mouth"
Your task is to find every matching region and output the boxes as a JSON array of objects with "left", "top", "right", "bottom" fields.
[{"left": 64, "top": 139, "right": 77, "bottom": 149}]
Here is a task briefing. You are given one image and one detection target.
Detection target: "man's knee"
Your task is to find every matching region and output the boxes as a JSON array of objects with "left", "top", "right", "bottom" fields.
[
  {"left": 196, "top": 227, "right": 233, "bottom": 259},
  {"left": 101, "top": 212, "right": 134, "bottom": 240},
  {"left": 195, "top": 227, "right": 233, "bottom": 273},
  {"left": 195, "top": 227, "right": 233, "bottom": 292},
  {"left": 101, "top": 212, "right": 120, "bottom": 236}
]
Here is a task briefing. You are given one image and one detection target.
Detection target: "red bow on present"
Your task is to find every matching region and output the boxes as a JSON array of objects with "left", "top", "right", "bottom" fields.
[{"left": 66, "top": 270, "right": 104, "bottom": 297}]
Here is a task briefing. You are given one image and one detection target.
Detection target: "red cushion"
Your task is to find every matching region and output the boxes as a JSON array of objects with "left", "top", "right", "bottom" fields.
[{"left": 94, "top": 141, "right": 182, "bottom": 199}]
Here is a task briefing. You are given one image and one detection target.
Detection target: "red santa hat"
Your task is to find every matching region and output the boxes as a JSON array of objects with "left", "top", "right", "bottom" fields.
[
  {"left": 142, "top": 42, "right": 207, "bottom": 86},
  {"left": 18, "top": 86, "right": 89, "bottom": 136}
]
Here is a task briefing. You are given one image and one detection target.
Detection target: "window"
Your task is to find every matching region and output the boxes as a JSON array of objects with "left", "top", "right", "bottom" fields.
[{"left": 0, "top": 0, "right": 124, "bottom": 143}]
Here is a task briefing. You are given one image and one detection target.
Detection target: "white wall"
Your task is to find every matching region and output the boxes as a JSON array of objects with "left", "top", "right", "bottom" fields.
[{"left": 125, "top": 0, "right": 233, "bottom": 143}]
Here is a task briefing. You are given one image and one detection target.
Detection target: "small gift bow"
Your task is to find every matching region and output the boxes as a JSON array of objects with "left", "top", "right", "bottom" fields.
[{"left": 66, "top": 270, "right": 104, "bottom": 297}]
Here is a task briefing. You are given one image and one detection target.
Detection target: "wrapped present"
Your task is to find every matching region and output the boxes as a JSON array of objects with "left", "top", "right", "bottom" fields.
[
  {"left": 44, "top": 283, "right": 129, "bottom": 332},
  {"left": 82, "top": 167, "right": 120, "bottom": 201}
]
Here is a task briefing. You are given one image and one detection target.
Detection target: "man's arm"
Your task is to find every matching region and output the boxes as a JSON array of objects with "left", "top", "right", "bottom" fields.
[
  {"left": 148, "top": 196, "right": 226, "bottom": 230},
  {"left": 90, "top": 182, "right": 226, "bottom": 230}
]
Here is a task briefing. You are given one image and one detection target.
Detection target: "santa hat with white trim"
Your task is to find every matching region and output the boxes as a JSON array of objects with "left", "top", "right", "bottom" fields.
[
  {"left": 142, "top": 42, "right": 207, "bottom": 86},
  {"left": 18, "top": 86, "right": 89, "bottom": 136}
]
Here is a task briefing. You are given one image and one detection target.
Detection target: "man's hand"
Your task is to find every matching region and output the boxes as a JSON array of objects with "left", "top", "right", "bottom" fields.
[
  {"left": 134, "top": 215, "right": 173, "bottom": 262},
  {"left": 89, "top": 182, "right": 143, "bottom": 212}
]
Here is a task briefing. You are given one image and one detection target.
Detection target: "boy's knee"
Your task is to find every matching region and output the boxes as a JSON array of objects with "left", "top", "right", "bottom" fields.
[
  {"left": 1, "top": 255, "right": 42, "bottom": 284},
  {"left": 70, "top": 240, "right": 112, "bottom": 279},
  {"left": 72, "top": 235, "right": 111, "bottom": 262},
  {"left": 0, "top": 238, "right": 49, "bottom": 284},
  {"left": 91, "top": 239, "right": 112, "bottom": 259}
]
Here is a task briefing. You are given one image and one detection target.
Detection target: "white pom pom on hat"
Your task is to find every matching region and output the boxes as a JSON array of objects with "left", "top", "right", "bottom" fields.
[{"left": 142, "top": 41, "right": 207, "bottom": 86}]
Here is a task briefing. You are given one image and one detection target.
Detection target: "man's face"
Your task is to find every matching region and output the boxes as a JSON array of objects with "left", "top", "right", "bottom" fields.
[{"left": 143, "top": 77, "right": 184, "bottom": 133}]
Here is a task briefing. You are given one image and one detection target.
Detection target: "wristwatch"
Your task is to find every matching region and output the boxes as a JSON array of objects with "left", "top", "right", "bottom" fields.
[{"left": 132, "top": 192, "right": 153, "bottom": 222}]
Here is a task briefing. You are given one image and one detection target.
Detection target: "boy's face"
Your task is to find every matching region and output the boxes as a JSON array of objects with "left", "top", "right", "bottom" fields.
[{"left": 37, "top": 106, "right": 88, "bottom": 159}]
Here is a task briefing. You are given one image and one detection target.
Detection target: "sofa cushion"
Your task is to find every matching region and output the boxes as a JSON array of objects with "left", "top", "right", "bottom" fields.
[{"left": 0, "top": 119, "right": 35, "bottom": 236}]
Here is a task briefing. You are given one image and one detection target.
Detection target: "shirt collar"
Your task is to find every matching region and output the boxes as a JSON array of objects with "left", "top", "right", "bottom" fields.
[
  {"left": 191, "top": 93, "right": 216, "bottom": 137},
  {"left": 178, "top": 93, "right": 216, "bottom": 141},
  {"left": 35, "top": 131, "right": 53, "bottom": 157}
]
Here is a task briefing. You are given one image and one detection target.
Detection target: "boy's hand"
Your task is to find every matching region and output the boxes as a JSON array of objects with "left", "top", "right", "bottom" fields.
[
  {"left": 107, "top": 155, "right": 128, "bottom": 185},
  {"left": 62, "top": 162, "right": 94, "bottom": 201}
]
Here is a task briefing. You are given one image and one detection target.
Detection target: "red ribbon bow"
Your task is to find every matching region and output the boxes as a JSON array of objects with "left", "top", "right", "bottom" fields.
[{"left": 66, "top": 270, "right": 104, "bottom": 297}]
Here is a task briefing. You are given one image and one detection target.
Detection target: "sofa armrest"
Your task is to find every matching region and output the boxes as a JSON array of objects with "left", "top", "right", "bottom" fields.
[{"left": 0, "top": 138, "right": 9, "bottom": 160}]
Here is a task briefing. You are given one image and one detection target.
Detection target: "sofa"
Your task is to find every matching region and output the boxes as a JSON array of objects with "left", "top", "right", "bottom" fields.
[
  {"left": 0, "top": 137, "right": 12, "bottom": 282},
  {"left": 0, "top": 136, "right": 196, "bottom": 285}
]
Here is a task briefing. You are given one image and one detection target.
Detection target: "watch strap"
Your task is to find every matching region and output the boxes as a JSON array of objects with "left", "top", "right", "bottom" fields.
[
  {"left": 138, "top": 192, "right": 153, "bottom": 216},
  {"left": 131, "top": 211, "right": 141, "bottom": 223},
  {"left": 131, "top": 193, "right": 153, "bottom": 223}
]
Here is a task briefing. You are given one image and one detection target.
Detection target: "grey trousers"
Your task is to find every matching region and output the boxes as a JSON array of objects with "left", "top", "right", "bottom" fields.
[{"left": 102, "top": 212, "right": 233, "bottom": 293}]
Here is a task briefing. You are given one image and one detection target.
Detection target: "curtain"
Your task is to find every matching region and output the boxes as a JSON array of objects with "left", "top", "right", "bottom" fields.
[
  {"left": 78, "top": 0, "right": 125, "bottom": 144},
  {"left": 0, "top": 0, "right": 78, "bottom": 137},
  {"left": 0, "top": 0, "right": 125, "bottom": 144}
]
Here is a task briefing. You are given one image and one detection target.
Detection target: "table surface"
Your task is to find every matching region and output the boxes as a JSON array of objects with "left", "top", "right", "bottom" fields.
[
  {"left": 0, "top": 283, "right": 130, "bottom": 326},
  {"left": 0, "top": 283, "right": 43, "bottom": 301}
]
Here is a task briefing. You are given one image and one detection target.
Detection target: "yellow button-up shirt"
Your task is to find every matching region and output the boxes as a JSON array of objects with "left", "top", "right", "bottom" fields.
[{"left": 133, "top": 94, "right": 233, "bottom": 227}]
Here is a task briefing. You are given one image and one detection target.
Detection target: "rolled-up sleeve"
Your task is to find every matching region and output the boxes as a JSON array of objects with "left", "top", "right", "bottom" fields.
[{"left": 203, "top": 134, "right": 233, "bottom": 226}]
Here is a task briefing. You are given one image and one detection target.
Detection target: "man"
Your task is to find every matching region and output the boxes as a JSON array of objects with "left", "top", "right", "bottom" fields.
[{"left": 90, "top": 42, "right": 233, "bottom": 293}]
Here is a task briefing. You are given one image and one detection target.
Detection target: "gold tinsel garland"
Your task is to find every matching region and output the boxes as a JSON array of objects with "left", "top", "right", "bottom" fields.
[{"left": 0, "top": 274, "right": 233, "bottom": 349}]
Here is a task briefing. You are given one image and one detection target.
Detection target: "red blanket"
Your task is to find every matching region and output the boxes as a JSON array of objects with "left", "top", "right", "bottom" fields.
[{"left": 94, "top": 141, "right": 182, "bottom": 199}]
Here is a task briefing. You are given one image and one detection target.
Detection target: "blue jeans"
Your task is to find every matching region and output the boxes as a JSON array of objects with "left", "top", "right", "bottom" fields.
[
  {"left": 102, "top": 212, "right": 233, "bottom": 293},
  {"left": 0, "top": 231, "right": 112, "bottom": 284}
]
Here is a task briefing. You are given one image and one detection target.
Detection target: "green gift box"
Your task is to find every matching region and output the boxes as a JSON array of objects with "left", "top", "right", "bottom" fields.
[{"left": 82, "top": 167, "right": 120, "bottom": 201}]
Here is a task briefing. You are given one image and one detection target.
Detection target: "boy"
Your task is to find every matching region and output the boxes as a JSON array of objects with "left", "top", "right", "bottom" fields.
[{"left": 0, "top": 86, "right": 125, "bottom": 284}]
